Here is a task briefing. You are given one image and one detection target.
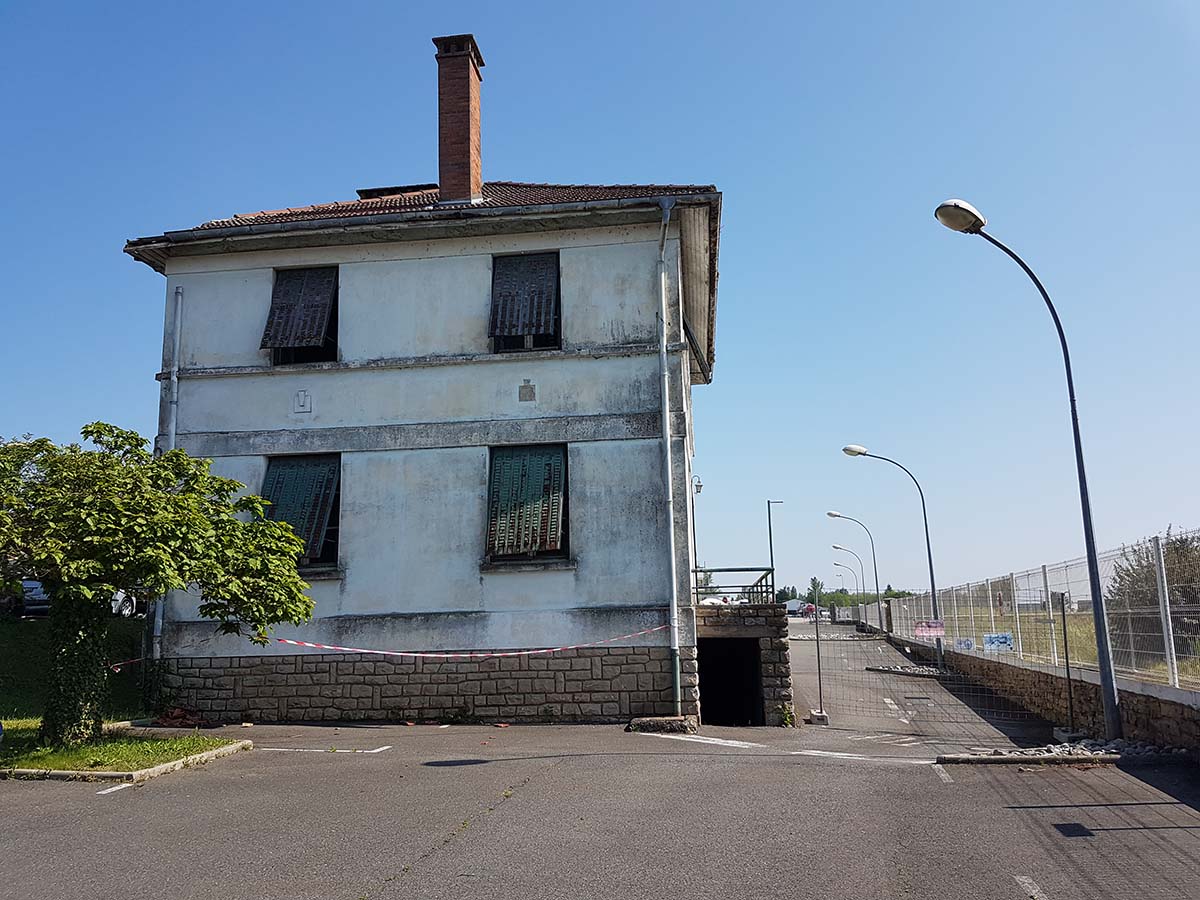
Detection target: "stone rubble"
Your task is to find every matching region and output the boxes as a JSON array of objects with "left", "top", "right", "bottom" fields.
[{"left": 977, "top": 738, "right": 1195, "bottom": 763}]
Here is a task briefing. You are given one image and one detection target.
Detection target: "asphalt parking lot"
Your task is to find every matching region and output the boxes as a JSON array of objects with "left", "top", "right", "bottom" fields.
[{"left": 3, "top": 718, "right": 1199, "bottom": 900}]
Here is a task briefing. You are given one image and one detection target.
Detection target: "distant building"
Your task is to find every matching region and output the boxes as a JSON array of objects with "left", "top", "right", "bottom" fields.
[{"left": 126, "top": 35, "right": 723, "bottom": 723}]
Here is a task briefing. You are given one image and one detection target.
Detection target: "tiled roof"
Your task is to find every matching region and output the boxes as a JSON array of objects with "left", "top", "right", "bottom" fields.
[{"left": 192, "top": 181, "right": 717, "bottom": 231}]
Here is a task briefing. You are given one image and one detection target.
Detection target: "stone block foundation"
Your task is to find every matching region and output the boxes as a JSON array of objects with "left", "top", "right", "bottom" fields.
[{"left": 157, "top": 646, "right": 700, "bottom": 724}]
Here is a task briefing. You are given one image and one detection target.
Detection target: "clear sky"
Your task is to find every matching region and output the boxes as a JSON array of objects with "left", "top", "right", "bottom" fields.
[{"left": 2, "top": 2, "right": 1197, "bottom": 593}]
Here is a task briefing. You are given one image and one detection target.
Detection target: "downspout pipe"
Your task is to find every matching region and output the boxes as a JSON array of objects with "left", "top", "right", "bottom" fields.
[
  {"left": 656, "top": 199, "right": 682, "bottom": 717},
  {"left": 153, "top": 285, "right": 184, "bottom": 661}
]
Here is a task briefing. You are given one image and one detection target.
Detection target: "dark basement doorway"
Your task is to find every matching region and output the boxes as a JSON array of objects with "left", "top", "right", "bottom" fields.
[{"left": 697, "top": 637, "right": 764, "bottom": 726}]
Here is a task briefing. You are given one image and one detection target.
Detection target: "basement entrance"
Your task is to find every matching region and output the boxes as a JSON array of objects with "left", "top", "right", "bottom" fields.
[{"left": 697, "top": 637, "right": 764, "bottom": 726}]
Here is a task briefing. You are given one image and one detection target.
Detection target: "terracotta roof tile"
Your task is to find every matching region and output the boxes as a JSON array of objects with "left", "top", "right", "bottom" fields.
[{"left": 194, "top": 181, "right": 716, "bottom": 230}]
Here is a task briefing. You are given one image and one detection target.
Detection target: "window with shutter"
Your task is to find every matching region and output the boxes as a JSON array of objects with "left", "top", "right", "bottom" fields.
[
  {"left": 486, "top": 445, "right": 568, "bottom": 559},
  {"left": 261, "top": 455, "right": 341, "bottom": 567},
  {"left": 260, "top": 267, "right": 339, "bottom": 364},
  {"left": 489, "top": 253, "right": 560, "bottom": 352}
]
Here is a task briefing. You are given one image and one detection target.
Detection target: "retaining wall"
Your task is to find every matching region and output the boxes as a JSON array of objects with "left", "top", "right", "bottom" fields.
[
  {"left": 893, "top": 636, "right": 1200, "bottom": 749},
  {"left": 159, "top": 646, "right": 700, "bottom": 724}
]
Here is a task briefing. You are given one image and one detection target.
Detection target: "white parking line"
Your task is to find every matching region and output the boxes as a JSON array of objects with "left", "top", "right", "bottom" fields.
[
  {"left": 258, "top": 745, "right": 393, "bottom": 754},
  {"left": 96, "top": 783, "right": 132, "bottom": 795},
  {"left": 438, "top": 724, "right": 451, "bottom": 729},
  {"left": 931, "top": 763, "right": 954, "bottom": 783},
  {"left": 790, "top": 749, "right": 934, "bottom": 765},
  {"left": 642, "top": 733, "right": 764, "bottom": 749},
  {"left": 1014, "top": 875, "right": 1051, "bottom": 899}
]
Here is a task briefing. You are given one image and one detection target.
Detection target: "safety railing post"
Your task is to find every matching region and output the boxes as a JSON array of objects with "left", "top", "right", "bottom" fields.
[
  {"left": 986, "top": 577, "right": 995, "bottom": 634},
  {"left": 1152, "top": 535, "right": 1180, "bottom": 689},
  {"left": 1010, "top": 572, "right": 1023, "bottom": 659},
  {"left": 1042, "top": 564, "right": 1058, "bottom": 667}
]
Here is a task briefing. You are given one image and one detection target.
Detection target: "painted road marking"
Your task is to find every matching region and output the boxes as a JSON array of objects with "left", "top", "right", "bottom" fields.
[
  {"left": 643, "top": 733, "right": 764, "bottom": 749},
  {"left": 1014, "top": 875, "right": 1051, "bottom": 900},
  {"left": 438, "top": 724, "right": 451, "bottom": 729},
  {"left": 96, "top": 783, "right": 132, "bottom": 795},
  {"left": 790, "top": 749, "right": 934, "bottom": 765},
  {"left": 931, "top": 764, "right": 954, "bottom": 783},
  {"left": 258, "top": 745, "right": 393, "bottom": 754}
]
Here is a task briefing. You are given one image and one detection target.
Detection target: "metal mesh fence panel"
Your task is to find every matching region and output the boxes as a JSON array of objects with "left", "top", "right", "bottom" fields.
[{"left": 882, "top": 528, "right": 1199, "bottom": 689}]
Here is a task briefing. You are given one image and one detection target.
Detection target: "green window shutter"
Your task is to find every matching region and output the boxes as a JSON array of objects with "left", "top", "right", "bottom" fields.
[
  {"left": 260, "top": 267, "right": 338, "bottom": 349},
  {"left": 487, "top": 446, "right": 566, "bottom": 557},
  {"left": 261, "top": 455, "right": 341, "bottom": 560}
]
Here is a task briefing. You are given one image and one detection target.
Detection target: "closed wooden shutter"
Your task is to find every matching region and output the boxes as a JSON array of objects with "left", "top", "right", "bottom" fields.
[
  {"left": 261, "top": 455, "right": 341, "bottom": 560},
  {"left": 260, "top": 267, "right": 338, "bottom": 349},
  {"left": 486, "top": 446, "right": 566, "bottom": 557},
  {"left": 489, "top": 253, "right": 559, "bottom": 338}
]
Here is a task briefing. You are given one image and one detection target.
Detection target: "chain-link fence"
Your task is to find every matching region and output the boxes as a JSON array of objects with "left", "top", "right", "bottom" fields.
[{"left": 887, "top": 527, "right": 1200, "bottom": 690}]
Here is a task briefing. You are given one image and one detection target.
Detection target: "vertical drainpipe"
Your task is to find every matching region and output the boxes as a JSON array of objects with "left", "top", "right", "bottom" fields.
[
  {"left": 656, "top": 199, "right": 682, "bottom": 717},
  {"left": 153, "top": 285, "right": 184, "bottom": 661}
]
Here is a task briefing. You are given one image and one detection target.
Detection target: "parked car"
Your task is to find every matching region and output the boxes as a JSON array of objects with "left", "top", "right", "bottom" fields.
[
  {"left": 15, "top": 580, "right": 146, "bottom": 617},
  {"left": 19, "top": 580, "right": 50, "bottom": 616}
]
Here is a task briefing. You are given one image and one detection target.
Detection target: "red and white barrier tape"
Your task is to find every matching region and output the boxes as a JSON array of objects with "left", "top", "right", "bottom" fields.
[
  {"left": 108, "top": 656, "right": 145, "bottom": 673},
  {"left": 276, "top": 623, "right": 669, "bottom": 660}
]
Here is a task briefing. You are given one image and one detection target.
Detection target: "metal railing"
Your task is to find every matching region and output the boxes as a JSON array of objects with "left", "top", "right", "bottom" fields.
[
  {"left": 694, "top": 567, "right": 776, "bottom": 606},
  {"left": 889, "top": 527, "right": 1200, "bottom": 690}
]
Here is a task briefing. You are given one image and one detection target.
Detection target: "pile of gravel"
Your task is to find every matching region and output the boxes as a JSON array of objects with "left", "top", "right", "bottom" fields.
[
  {"left": 969, "top": 739, "right": 1193, "bottom": 763},
  {"left": 865, "top": 664, "right": 948, "bottom": 677}
]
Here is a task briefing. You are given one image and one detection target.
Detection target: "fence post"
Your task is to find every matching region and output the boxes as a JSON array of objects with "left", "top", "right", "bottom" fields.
[
  {"left": 968, "top": 582, "right": 977, "bottom": 648},
  {"left": 1042, "top": 564, "right": 1059, "bottom": 667},
  {"left": 951, "top": 586, "right": 960, "bottom": 641},
  {"left": 986, "top": 577, "right": 995, "bottom": 633},
  {"left": 1010, "top": 572, "right": 1023, "bottom": 658},
  {"left": 1152, "top": 535, "right": 1180, "bottom": 689}
]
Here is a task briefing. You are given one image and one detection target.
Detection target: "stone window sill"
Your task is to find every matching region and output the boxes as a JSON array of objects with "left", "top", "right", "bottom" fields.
[
  {"left": 299, "top": 566, "right": 344, "bottom": 581},
  {"left": 480, "top": 558, "right": 578, "bottom": 574}
]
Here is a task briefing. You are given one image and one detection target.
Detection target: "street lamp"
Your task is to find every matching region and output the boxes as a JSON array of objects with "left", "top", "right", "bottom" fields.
[
  {"left": 833, "top": 560, "right": 858, "bottom": 596},
  {"left": 690, "top": 475, "right": 703, "bottom": 603},
  {"left": 766, "top": 500, "right": 783, "bottom": 596},
  {"left": 935, "top": 198, "right": 1122, "bottom": 739},
  {"left": 842, "top": 444, "right": 942, "bottom": 666},
  {"left": 833, "top": 543, "right": 866, "bottom": 610},
  {"left": 828, "top": 511, "right": 884, "bottom": 632}
]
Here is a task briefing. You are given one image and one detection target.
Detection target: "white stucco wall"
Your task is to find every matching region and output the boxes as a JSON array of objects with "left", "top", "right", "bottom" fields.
[
  {"left": 157, "top": 220, "right": 698, "bottom": 659},
  {"left": 166, "top": 440, "right": 676, "bottom": 655},
  {"left": 162, "top": 224, "right": 678, "bottom": 371}
]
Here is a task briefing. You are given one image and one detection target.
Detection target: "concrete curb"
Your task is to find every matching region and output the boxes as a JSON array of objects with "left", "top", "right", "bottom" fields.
[
  {"left": 0, "top": 740, "right": 253, "bottom": 783},
  {"left": 624, "top": 716, "right": 698, "bottom": 734},
  {"left": 936, "top": 752, "right": 1120, "bottom": 765}
]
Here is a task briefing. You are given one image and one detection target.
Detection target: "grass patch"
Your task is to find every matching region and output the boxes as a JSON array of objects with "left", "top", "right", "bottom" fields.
[
  {"left": 0, "top": 615, "right": 145, "bottom": 721},
  {"left": 0, "top": 718, "right": 229, "bottom": 772}
]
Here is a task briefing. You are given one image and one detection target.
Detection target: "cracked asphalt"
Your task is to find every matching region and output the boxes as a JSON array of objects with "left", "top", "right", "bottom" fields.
[{"left": 3, "top": 629, "right": 1198, "bottom": 899}]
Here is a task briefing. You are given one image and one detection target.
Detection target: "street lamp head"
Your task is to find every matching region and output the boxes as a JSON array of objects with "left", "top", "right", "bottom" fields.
[
  {"left": 692, "top": 475, "right": 703, "bottom": 495},
  {"left": 934, "top": 199, "right": 987, "bottom": 234},
  {"left": 826, "top": 510, "right": 841, "bottom": 519},
  {"left": 832, "top": 543, "right": 847, "bottom": 552},
  {"left": 842, "top": 444, "right": 868, "bottom": 457}
]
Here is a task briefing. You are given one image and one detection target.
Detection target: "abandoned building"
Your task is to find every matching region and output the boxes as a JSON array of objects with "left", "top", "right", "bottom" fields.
[{"left": 125, "top": 34, "right": 791, "bottom": 726}]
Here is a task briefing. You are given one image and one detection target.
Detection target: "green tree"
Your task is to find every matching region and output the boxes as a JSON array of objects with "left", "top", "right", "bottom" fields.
[
  {"left": 806, "top": 577, "right": 824, "bottom": 603},
  {"left": 0, "top": 424, "right": 314, "bottom": 746}
]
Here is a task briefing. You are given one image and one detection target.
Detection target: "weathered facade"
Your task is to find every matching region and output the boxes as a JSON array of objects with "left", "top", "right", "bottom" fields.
[{"left": 126, "top": 35, "right": 722, "bottom": 723}]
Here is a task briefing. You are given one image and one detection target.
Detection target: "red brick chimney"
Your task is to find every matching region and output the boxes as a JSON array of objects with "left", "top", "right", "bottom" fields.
[{"left": 432, "top": 34, "right": 485, "bottom": 203}]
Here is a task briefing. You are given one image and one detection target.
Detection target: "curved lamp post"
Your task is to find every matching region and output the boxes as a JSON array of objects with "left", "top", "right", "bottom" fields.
[
  {"left": 828, "top": 511, "right": 884, "bottom": 632},
  {"left": 833, "top": 560, "right": 858, "bottom": 597},
  {"left": 935, "top": 198, "right": 1121, "bottom": 739},
  {"left": 842, "top": 444, "right": 942, "bottom": 666},
  {"left": 833, "top": 544, "right": 866, "bottom": 618}
]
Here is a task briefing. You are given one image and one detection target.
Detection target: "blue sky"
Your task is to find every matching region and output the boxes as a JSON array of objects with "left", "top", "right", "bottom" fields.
[{"left": 2, "top": 2, "right": 1197, "bottom": 593}]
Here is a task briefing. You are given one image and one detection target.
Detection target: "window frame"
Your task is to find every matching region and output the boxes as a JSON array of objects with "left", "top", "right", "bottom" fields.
[
  {"left": 262, "top": 266, "right": 340, "bottom": 366},
  {"left": 483, "top": 444, "right": 570, "bottom": 564},
  {"left": 260, "top": 453, "right": 342, "bottom": 572},
  {"left": 488, "top": 252, "right": 562, "bottom": 354}
]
